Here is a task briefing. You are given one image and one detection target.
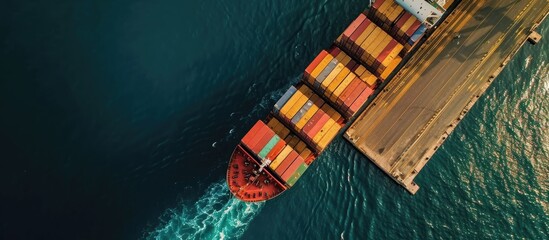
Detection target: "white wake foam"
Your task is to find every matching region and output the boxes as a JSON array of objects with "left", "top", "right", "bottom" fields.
[{"left": 145, "top": 181, "right": 264, "bottom": 240}]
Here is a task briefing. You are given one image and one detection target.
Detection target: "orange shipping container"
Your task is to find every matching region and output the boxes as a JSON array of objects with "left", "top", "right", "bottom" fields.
[
  {"left": 364, "top": 32, "right": 391, "bottom": 66},
  {"left": 369, "top": 34, "right": 392, "bottom": 66},
  {"left": 281, "top": 156, "right": 304, "bottom": 181},
  {"left": 275, "top": 151, "right": 299, "bottom": 176},
  {"left": 380, "top": 56, "right": 402, "bottom": 80},
  {"left": 325, "top": 67, "right": 352, "bottom": 98},
  {"left": 285, "top": 86, "right": 314, "bottom": 121},
  {"left": 295, "top": 95, "right": 323, "bottom": 131},
  {"left": 320, "top": 63, "right": 345, "bottom": 93},
  {"left": 321, "top": 104, "right": 342, "bottom": 124},
  {"left": 270, "top": 145, "right": 292, "bottom": 169},
  {"left": 304, "top": 51, "right": 329, "bottom": 81},
  {"left": 341, "top": 14, "right": 367, "bottom": 48},
  {"left": 318, "top": 122, "right": 342, "bottom": 149},
  {"left": 309, "top": 54, "right": 334, "bottom": 85},
  {"left": 347, "top": 18, "right": 371, "bottom": 52},
  {"left": 348, "top": 86, "right": 374, "bottom": 115},
  {"left": 330, "top": 74, "right": 355, "bottom": 103},
  {"left": 352, "top": 21, "right": 377, "bottom": 53},
  {"left": 266, "top": 140, "right": 287, "bottom": 161},
  {"left": 341, "top": 81, "right": 367, "bottom": 112},
  {"left": 336, "top": 78, "right": 362, "bottom": 107},
  {"left": 358, "top": 27, "right": 382, "bottom": 60},
  {"left": 312, "top": 118, "right": 337, "bottom": 144}
]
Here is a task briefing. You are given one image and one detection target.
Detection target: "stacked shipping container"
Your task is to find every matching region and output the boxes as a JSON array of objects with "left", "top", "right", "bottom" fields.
[
  {"left": 241, "top": 120, "right": 309, "bottom": 187},
  {"left": 335, "top": 14, "right": 404, "bottom": 79},
  {"left": 231, "top": 0, "right": 435, "bottom": 193},
  {"left": 303, "top": 50, "right": 375, "bottom": 118},
  {"left": 366, "top": 0, "right": 427, "bottom": 51},
  {"left": 273, "top": 84, "right": 344, "bottom": 153}
]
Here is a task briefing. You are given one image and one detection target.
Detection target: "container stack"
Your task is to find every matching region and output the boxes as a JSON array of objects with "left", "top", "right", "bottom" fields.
[
  {"left": 241, "top": 120, "right": 309, "bottom": 187},
  {"left": 334, "top": 13, "right": 404, "bottom": 80},
  {"left": 365, "top": 0, "right": 427, "bottom": 51},
  {"left": 266, "top": 117, "right": 314, "bottom": 165},
  {"left": 303, "top": 49, "right": 375, "bottom": 118},
  {"left": 231, "top": 0, "right": 440, "bottom": 192},
  {"left": 273, "top": 84, "right": 344, "bottom": 153}
]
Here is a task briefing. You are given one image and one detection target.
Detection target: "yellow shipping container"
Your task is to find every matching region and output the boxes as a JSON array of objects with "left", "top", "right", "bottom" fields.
[
  {"left": 326, "top": 68, "right": 352, "bottom": 100},
  {"left": 359, "top": 27, "right": 382, "bottom": 60},
  {"left": 342, "top": 52, "right": 353, "bottom": 66},
  {"left": 330, "top": 74, "right": 355, "bottom": 102},
  {"left": 312, "top": 118, "right": 337, "bottom": 144},
  {"left": 381, "top": 56, "right": 402, "bottom": 80},
  {"left": 370, "top": 35, "right": 392, "bottom": 64},
  {"left": 279, "top": 89, "right": 303, "bottom": 116},
  {"left": 399, "top": 15, "right": 418, "bottom": 37},
  {"left": 318, "top": 122, "right": 342, "bottom": 149},
  {"left": 352, "top": 23, "right": 377, "bottom": 53},
  {"left": 309, "top": 54, "right": 334, "bottom": 85},
  {"left": 377, "top": 0, "right": 392, "bottom": 17},
  {"left": 321, "top": 63, "right": 345, "bottom": 91},
  {"left": 360, "top": 70, "right": 378, "bottom": 87},
  {"left": 364, "top": 32, "right": 390, "bottom": 65},
  {"left": 387, "top": 4, "right": 404, "bottom": 22},
  {"left": 387, "top": 4, "right": 404, "bottom": 23},
  {"left": 381, "top": 43, "right": 404, "bottom": 69},
  {"left": 294, "top": 98, "right": 321, "bottom": 131},
  {"left": 270, "top": 145, "right": 292, "bottom": 169},
  {"left": 285, "top": 86, "right": 314, "bottom": 120},
  {"left": 354, "top": 65, "right": 367, "bottom": 76},
  {"left": 334, "top": 51, "right": 346, "bottom": 62}
]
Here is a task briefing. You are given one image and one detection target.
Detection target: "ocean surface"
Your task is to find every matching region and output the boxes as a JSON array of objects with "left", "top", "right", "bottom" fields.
[{"left": 1, "top": 0, "right": 547, "bottom": 239}]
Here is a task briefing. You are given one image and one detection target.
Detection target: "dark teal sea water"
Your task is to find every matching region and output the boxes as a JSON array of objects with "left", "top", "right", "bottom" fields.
[{"left": 1, "top": 1, "right": 547, "bottom": 239}]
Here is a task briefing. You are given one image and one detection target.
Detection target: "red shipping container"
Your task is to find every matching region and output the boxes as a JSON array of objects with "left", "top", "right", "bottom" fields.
[
  {"left": 266, "top": 139, "right": 287, "bottom": 160},
  {"left": 336, "top": 78, "right": 362, "bottom": 106},
  {"left": 244, "top": 124, "right": 270, "bottom": 151},
  {"left": 341, "top": 81, "right": 367, "bottom": 112},
  {"left": 304, "top": 113, "right": 330, "bottom": 141},
  {"left": 394, "top": 12, "right": 411, "bottom": 33},
  {"left": 405, "top": 20, "right": 422, "bottom": 38},
  {"left": 302, "top": 110, "right": 324, "bottom": 134},
  {"left": 348, "top": 86, "right": 374, "bottom": 115},
  {"left": 305, "top": 51, "right": 329, "bottom": 78},
  {"left": 275, "top": 151, "right": 299, "bottom": 176},
  {"left": 241, "top": 121, "right": 265, "bottom": 146},
  {"left": 376, "top": 39, "right": 399, "bottom": 68},
  {"left": 350, "top": 19, "right": 373, "bottom": 53},
  {"left": 250, "top": 128, "right": 275, "bottom": 153},
  {"left": 349, "top": 18, "right": 371, "bottom": 44},
  {"left": 342, "top": 14, "right": 367, "bottom": 45},
  {"left": 328, "top": 47, "right": 341, "bottom": 57},
  {"left": 281, "top": 156, "right": 305, "bottom": 181}
]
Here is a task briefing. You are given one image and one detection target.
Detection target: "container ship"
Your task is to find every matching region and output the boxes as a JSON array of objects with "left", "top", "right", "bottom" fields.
[{"left": 226, "top": 0, "right": 450, "bottom": 202}]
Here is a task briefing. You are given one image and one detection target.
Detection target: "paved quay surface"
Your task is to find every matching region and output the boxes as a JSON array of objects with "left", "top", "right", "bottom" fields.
[{"left": 345, "top": 0, "right": 549, "bottom": 193}]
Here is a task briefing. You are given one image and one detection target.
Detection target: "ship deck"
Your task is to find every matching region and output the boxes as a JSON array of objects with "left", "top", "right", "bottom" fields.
[
  {"left": 345, "top": 0, "right": 549, "bottom": 193},
  {"left": 227, "top": 145, "right": 286, "bottom": 202}
]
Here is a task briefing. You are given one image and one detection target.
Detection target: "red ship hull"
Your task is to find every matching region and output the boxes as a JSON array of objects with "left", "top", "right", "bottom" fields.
[{"left": 226, "top": 145, "right": 287, "bottom": 202}]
